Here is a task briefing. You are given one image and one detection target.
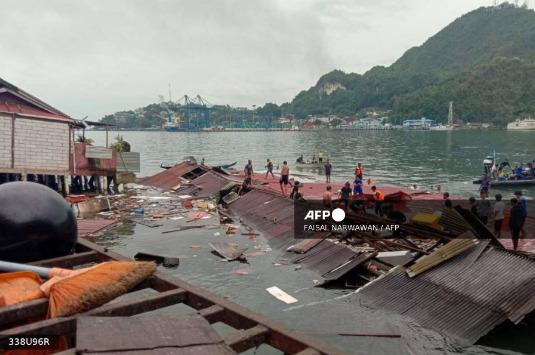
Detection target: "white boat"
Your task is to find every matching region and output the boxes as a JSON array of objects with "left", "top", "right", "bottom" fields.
[
  {"left": 430, "top": 125, "right": 454, "bottom": 131},
  {"left": 507, "top": 117, "right": 535, "bottom": 130}
]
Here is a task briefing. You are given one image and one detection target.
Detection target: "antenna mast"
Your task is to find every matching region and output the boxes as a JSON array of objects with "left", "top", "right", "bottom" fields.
[{"left": 448, "top": 101, "right": 454, "bottom": 126}]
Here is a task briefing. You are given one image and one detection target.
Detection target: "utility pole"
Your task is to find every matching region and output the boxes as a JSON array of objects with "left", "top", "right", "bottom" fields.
[{"left": 168, "top": 83, "right": 172, "bottom": 102}]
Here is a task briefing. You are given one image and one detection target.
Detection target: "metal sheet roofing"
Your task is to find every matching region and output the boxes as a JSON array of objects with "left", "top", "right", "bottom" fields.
[
  {"left": 179, "top": 171, "right": 230, "bottom": 198},
  {"left": 0, "top": 78, "right": 73, "bottom": 123},
  {"left": 137, "top": 162, "right": 205, "bottom": 190},
  {"left": 358, "top": 242, "right": 535, "bottom": 345},
  {"left": 228, "top": 189, "right": 368, "bottom": 281}
]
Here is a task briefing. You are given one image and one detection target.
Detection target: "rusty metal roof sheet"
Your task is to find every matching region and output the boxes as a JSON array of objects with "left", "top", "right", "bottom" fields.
[
  {"left": 138, "top": 162, "right": 205, "bottom": 190},
  {"left": 358, "top": 243, "right": 535, "bottom": 345},
  {"left": 179, "top": 171, "right": 230, "bottom": 198},
  {"left": 228, "top": 189, "right": 366, "bottom": 281},
  {"left": 77, "top": 218, "right": 118, "bottom": 238}
]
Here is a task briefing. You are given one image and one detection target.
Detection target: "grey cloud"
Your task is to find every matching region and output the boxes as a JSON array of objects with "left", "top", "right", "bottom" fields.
[{"left": 1, "top": 0, "right": 491, "bottom": 119}]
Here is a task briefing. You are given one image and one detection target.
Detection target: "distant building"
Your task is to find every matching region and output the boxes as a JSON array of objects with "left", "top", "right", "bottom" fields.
[
  {"left": 0, "top": 78, "right": 74, "bottom": 183},
  {"left": 403, "top": 117, "right": 434, "bottom": 128}
]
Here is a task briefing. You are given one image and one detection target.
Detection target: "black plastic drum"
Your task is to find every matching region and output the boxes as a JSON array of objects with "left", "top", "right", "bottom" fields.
[{"left": 0, "top": 182, "right": 77, "bottom": 262}]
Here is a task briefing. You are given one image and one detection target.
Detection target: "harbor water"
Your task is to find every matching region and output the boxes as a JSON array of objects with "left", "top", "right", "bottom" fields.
[{"left": 87, "top": 129, "right": 535, "bottom": 197}]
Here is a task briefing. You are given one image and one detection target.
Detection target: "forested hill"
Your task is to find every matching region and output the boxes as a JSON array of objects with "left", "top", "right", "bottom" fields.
[{"left": 289, "top": 3, "right": 535, "bottom": 124}]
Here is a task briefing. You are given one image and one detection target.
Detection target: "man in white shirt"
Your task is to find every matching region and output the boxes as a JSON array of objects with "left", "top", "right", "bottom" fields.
[{"left": 493, "top": 193, "right": 505, "bottom": 238}]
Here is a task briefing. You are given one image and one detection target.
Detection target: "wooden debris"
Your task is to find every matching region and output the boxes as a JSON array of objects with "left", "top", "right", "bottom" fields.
[
  {"left": 209, "top": 242, "right": 247, "bottom": 261},
  {"left": 266, "top": 286, "right": 298, "bottom": 304}
]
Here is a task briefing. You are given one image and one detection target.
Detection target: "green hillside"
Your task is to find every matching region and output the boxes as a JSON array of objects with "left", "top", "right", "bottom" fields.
[{"left": 289, "top": 3, "right": 535, "bottom": 124}]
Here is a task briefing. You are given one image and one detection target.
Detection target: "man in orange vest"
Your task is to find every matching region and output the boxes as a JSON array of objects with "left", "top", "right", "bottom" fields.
[{"left": 371, "top": 185, "right": 384, "bottom": 217}]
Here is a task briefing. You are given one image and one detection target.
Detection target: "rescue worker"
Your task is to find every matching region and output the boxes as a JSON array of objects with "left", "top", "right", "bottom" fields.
[{"left": 371, "top": 185, "right": 384, "bottom": 217}]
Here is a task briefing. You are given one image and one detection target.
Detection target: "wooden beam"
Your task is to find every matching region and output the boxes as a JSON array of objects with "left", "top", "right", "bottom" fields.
[
  {"left": 0, "top": 317, "right": 75, "bottom": 338},
  {"left": 198, "top": 304, "right": 225, "bottom": 324},
  {"left": 295, "top": 348, "right": 322, "bottom": 355},
  {"left": 29, "top": 251, "right": 102, "bottom": 268},
  {"left": 224, "top": 324, "right": 269, "bottom": 353},
  {"left": 86, "top": 288, "right": 187, "bottom": 317},
  {"left": 0, "top": 299, "right": 48, "bottom": 329}
]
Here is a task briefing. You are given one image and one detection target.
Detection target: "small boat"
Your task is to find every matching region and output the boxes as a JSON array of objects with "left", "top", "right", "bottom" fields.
[
  {"left": 295, "top": 161, "right": 324, "bottom": 169},
  {"left": 216, "top": 161, "right": 237, "bottom": 170},
  {"left": 473, "top": 154, "right": 535, "bottom": 187},
  {"left": 473, "top": 178, "right": 535, "bottom": 187}
]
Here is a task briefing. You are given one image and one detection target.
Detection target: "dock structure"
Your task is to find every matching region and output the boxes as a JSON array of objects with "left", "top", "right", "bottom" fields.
[{"left": 0, "top": 77, "right": 74, "bottom": 190}]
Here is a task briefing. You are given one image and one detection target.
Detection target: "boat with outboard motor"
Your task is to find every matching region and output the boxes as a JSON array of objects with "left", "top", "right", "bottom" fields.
[{"left": 473, "top": 155, "right": 535, "bottom": 187}]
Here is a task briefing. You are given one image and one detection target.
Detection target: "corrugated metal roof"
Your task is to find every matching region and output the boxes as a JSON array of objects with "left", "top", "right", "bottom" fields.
[
  {"left": 0, "top": 78, "right": 73, "bottom": 123},
  {"left": 179, "top": 171, "right": 230, "bottom": 198},
  {"left": 228, "top": 189, "right": 369, "bottom": 281},
  {"left": 358, "top": 242, "right": 535, "bottom": 345},
  {"left": 137, "top": 162, "right": 205, "bottom": 190},
  {"left": 77, "top": 218, "right": 118, "bottom": 237}
]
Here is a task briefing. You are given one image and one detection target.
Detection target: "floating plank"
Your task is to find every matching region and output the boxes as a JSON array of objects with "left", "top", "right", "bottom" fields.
[
  {"left": 209, "top": 242, "right": 247, "bottom": 261},
  {"left": 266, "top": 287, "right": 298, "bottom": 304}
]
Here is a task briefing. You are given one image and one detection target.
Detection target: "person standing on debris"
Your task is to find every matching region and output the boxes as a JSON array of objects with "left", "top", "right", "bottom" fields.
[
  {"left": 514, "top": 191, "right": 528, "bottom": 237},
  {"left": 323, "top": 185, "right": 333, "bottom": 208},
  {"left": 265, "top": 159, "right": 274, "bottom": 179},
  {"left": 478, "top": 192, "right": 491, "bottom": 225},
  {"left": 279, "top": 161, "right": 290, "bottom": 195},
  {"left": 324, "top": 159, "right": 332, "bottom": 183},
  {"left": 493, "top": 194, "right": 505, "bottom": 237},
  {"left": 469, "top": 197, "right": 478, "bottom": 218},
  {"left": 355, "top": 163, "right": 363, "bottom": 180},
  {"left": 371, "top": 185, "right": 384, "bottom": 217},
  {"left": 290, "top": 181, "right": 301, "bottom": 200},
  {"left": 339, "top": 182, "right": 352, "bottom": 211},
  {"left": 479, "top": 177, "right": 490, "bottom": 195},
  {"left": 443, "top": 192, "right": 453, "bottom": 209},
  {"left": 244, "top": 160, "right": 253, "bottom": 178},
  {"left": 238, "top": 177, "right": 252, "bottom": 195},
  {"left": 353, "top": 177, "right": 363, "bottom": 195},
  {"left": 509, "top": 198, "right": 524, "bottom": 250}
]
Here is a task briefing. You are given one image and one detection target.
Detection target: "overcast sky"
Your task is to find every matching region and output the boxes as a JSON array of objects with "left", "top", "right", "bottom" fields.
[{"left": 0, "top": 0, "right": 493, "bottom": 119}]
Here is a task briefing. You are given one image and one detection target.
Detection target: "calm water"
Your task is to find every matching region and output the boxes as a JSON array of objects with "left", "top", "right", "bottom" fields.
[
  {"left": 87, "top": 129, "right": 535, "bottom": 197},
  {"left": 87, "top": 129, "right": 534, "bottom": 354}
]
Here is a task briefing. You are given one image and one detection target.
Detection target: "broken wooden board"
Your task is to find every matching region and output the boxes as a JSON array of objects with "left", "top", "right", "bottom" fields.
[
  {"left": 76, "top": 315, "right": 235, "bottom": 354},
  {"left": 266, "top": 286, "right": 298, "bottom": 304},
  {"left": 209, "top": 242, "right": 247, "bottom": 261}
]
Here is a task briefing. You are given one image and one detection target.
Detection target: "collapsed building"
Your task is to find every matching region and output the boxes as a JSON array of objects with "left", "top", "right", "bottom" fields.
[{"left": 137, "top": 160, "right": 535, "bottom": 346}]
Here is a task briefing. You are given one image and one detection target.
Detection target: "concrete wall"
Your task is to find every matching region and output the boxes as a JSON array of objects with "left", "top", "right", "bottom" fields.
[
  {"left": 0, "top": 115, "right": 12, "bottom": 168},
  {"left": 0, "top": 114, "right": 71, "bottom": 174}
]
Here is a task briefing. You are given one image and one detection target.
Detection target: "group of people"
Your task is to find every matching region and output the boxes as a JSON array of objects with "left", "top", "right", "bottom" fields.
[
  {"left": 241, "top": 159, "right": 297, "bottom": 198},
  {"left": 485, "top": 159, "right": 535, "bottom": 181},
  {"left": 445, "top": 190, "right": 529, "bottom": 250}
]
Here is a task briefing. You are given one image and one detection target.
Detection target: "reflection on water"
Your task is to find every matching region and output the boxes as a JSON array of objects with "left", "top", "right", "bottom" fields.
[{"left": 87, "top": 130, "right": 535, "bottom": 197}]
